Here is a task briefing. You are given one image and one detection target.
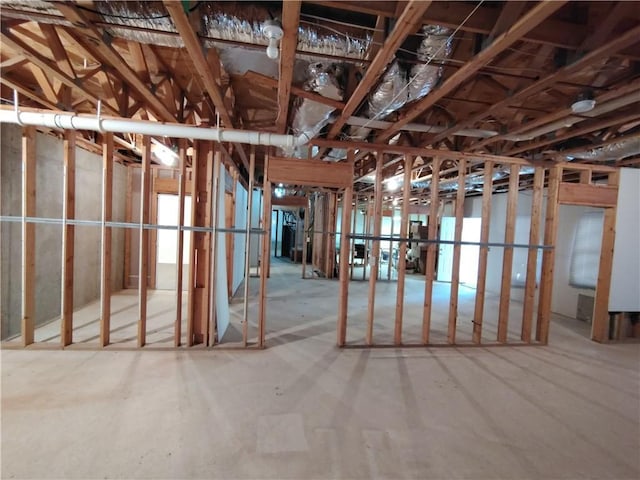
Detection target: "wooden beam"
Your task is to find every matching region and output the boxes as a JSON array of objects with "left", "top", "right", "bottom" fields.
[
  {"left": 164, "top": 1, "right": 232, "bottom": 127},
  {"left": 0, "top": 29, "right": 119, "bottom": 114},
  {"left": 138, "top": 136, "right": 151, "bottom": 347},
  {"left": 472, "top": 161, "right": 493, "bottom": 343},
  {"left": 325, "top": 1, "right": 432, "bottom": 140},
  {"left": 30, "top": 64, "right": 58, "bottom": 104},
  {"left": 60, "top": 130, "right": 75, "bottom": 347},
  {"left": 53, "top": 4, "right": 175, "bottom": 121},
  {"left": 536, "top": 165, "right": 562, "bottom": 344},
  {"left": 394, "top": 155, "right": 411, "bottom": 345},
  {"left": 21, "top": 126, "right": 36, "bottom": 347},
  {"left": 497, "top": 164, "right": 520, "bottom": 343},
  {"left": 276, "top": 1, "right": 301, "bottom": 133},
  {"left": 557, "top": 183, "right": 618, "bottom": 208},
  {"left": 242, "top": 146, "right": 256, "bottom": 345},
  {"left": 272, "top": 196, "right": 308, "bottom": 208},
  {"left": 376, "top": 1, "right": 567, "bottom": 143},
  {"left": 148, "top": 169, "right": 159, "bottom": 290},
  {"left": 591, "top": 172, "right": 619, "bottom": 342},
  {"left": 99, "top": 133, "right": 113, "bottom": 347},
  {"left": 123, "top": 167, "right": 133, "bottom": 288},
  {"left": 422, "top": 157, "right": 440, "bottom": 344},
  {"left": 337, "top": 153, "right": 354, "bottom": 346},
  {"left": 521, "top": 167, "right": 544, "bottom": 343},
  {"left": 174, "top": 139, "right": 187, "bottom": 347},
  {"left": 208, "top": 145, "right": 221, "bottom": 347},
  {"left": 245, "top": 70, "right": 345, "bottom": 111},
  {"left": 366, "top": 152, "right": 384, "bottom": 345},
  {"left": 447, "top": 159, "right": 466, "bottom": 344},
  {"left": 258, "top": 155, "right": 272, "bottom": 348},
  {"left": 268, "top": 156, "right": 353, "bottom": 188},
  {"left": 38, "top": 23, "right": 75, "bottom": 78},
  {"left": 0, "top": 75, "right": 58, "bottom": 110}
]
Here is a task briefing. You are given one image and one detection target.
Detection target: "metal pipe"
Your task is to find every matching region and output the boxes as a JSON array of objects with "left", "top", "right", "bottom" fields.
[{"left": 0, "top": 105, "right": 309, "bottom": 149}]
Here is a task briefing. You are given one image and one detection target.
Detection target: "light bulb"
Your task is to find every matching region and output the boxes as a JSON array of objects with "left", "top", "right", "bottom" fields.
[{"left": 266, "top": 38, "right": 279, "bottom": 60}]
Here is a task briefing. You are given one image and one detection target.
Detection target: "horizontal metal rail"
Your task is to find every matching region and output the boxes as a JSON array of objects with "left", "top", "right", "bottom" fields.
[
  {"left": 347, "top": 233, "right": 553, "bottom": 250},
  {"left": 0, "top": 216, "right": 266, "bottom": 235}
]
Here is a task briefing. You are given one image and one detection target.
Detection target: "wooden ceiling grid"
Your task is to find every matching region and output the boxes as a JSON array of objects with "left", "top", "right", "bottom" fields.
[{"left": 0, "top": 1, "right": 638, "bottom": 176}]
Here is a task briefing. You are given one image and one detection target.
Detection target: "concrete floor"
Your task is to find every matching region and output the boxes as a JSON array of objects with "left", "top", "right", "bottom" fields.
[{"left": 2, "top": 259, "right": 639, "bottom": 479}]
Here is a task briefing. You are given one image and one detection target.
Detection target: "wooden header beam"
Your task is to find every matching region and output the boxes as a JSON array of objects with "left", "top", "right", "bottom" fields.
[
  {"left": 268, "top": 156, "right": 353, "bottom": 188},
  {"left": 272, "top": 195, "right": 308, "bottom": 208},
  {"left": 557, "top": 183, "right": 618, "bottom": 208}
]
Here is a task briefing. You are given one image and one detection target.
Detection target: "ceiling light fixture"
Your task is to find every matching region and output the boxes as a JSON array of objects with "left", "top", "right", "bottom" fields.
[
  {"left": 262, "top": 19, "right": 284, "bottom": 60},
  {"left": 571, "top": 91, "right": 596, "bottom": 114}
]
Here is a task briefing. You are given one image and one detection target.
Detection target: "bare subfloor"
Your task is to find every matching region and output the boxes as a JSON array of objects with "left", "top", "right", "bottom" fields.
[{"left": 2, "top": 259, "right": 639, "bottom": 479}]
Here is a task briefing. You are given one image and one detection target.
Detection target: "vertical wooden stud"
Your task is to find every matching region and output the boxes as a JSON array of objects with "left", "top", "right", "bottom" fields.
[
  {"left": 186, "top": 144, "right": 198, "bottom": 346},
  {"left": 472, "top": 161, "right": 493, "bottom": 344},
  {"left": 208, "top": 145, "right": 221, "bottom": 347},
  {"left": 536, "top": 165, "right": 562, "bottom": 344},
  {"left": 174, "top": 138, "right": 187, "bottom": 347},
  {"left": 497, "top": 164, "right": 520, "bottom": 342},
  {"left": 366, "top": 152, "right": 383, "bottom": 345},
  {"left": 387, "top": 205, "right": 394, "bottom": 281},
  {"left": 394, "top": 155, "right": 411, "bottom": 345},
  {"left": 149, "top": 169, "right": 159, "bottom": 289},
  {"left": 422, "top": 157, "right": 441, "bottom": 344},
  {"left": 337, "top": 152, "right": 354, "bottom": 346},
  {"left": 258, "top": 153, "right": 271, "bottom": 347},
  {"left": 350, "top": 194, "right": 358, "bottom": 280},
  {"left": 302, "top": 194, "right": 309, "bottom": 278},
  {"left": 21, "top": 126, "right": 36, "bottom": 347},
  {"left": 242, "top": 146, "right": 255, "bottom": 346},
  {"left": 60, "top": 130, "right": 75, "bottom": 347},
  {"left": 592, "top": 171, "right": 619, "bottom": 343},
  {"left": 521, "top": 167, "right": 544, "bottom": 342},
  {"left": 137, "top": 135, "right": 151, "bottom": 347},
  {"left": 123, "top": 166, "right": 133, "bottom": 288},
  {"left": 100, "top": 133, "right": 113, "bottom": 347},
  {"left": 447, "top": 159, "right": 466, "bottom": 345}
]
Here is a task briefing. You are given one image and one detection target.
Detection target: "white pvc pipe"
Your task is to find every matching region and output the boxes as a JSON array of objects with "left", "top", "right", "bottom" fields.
[{"left": 0, "top": 105, "right": 309, "bottom": 149}]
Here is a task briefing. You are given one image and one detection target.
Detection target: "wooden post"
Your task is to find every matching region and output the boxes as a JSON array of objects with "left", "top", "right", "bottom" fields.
[
  {"left": 137, "top": 135, "right": 151, "bottom": 348},
  {"left": 394, "top": 155, "right": 411, "bottom": 345},
  {"left": 472, "top": 161, "right": 493, "bottom": 344},
  {"left": 274, "top": 209, "right": 279, "bottom": 257},
  {"left": 60, "top": 130, "right": 76, "bottom": 347},
  {"left": 447, "top": 159, "right": 466, "bottom": 344},
  {"left": 242, "top": 146, "right": 255, "bottom": 346},
  {"left": 337, "top": 161, "right": 353, "bottom": 346},
  {"left": 258, "top": 153, "right": 271, "bottom": 347},
  {"left": 536, "top": 165, "right": 562, "bottom": 344},
  {"left": 149, "top": 169, "right": 159, "bottom": 289},
  {"left": 325, "top": 192, "right": 338, "bottom": 278},
  {"left": 123, "top": 166, "right": 133, "bottom": 288},
  {"left": 362, "top": 195, "right": 370, "bottom": 281},
  {"left": 208, "top": 145, "right": 221, "bottom": 347},
  {"left": 422, "top": 157, "right": 441, "bottom": 344},
  {"left": 591, "top": 171, "right": 619, "bottom": 343},
  {"left": 186, "top": 144, "right": 198, "bottom": 346},
  {"left": 350, "top": 194, "right": 358, "bottom": 280},
  {"left": 100, "top": 133, "right": 113, "bottom": 347},
  {"left": 21, "top": 126, "right": 36, "bottom": 347},
  {"left": 387, "top": 204, "right": 394, "bottom": 281},
  {"left": 174, "top": 138, "right": 187, "bottom": 347},
  {"left": 366, "top": 152, "right": 383, "bottom": 345},
  {"left": 497, "top": 164, "right": 520, "bottom": 343},
  {"left": 521, "top": 167, "right": 544, "bottom": 342}
]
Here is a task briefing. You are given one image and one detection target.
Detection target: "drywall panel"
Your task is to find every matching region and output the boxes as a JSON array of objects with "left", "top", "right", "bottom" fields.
[
  {"left": 609, "top": 168, "right": 640, "bottom": 312},
  {"left": 216, "top": 177, "right": 230, "bottom": 340}
]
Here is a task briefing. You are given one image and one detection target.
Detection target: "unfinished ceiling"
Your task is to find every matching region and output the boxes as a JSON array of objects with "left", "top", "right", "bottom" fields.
[{"left": 1, "top": 1, "right": 639, "bottom": 188}]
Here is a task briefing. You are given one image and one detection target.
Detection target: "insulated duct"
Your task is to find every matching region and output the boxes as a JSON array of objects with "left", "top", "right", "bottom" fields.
[
  {"left": 565, "top": 135, "right": 640, "bottom": 162},
  {"left": 326, "top": 25, "right": 452, "bottom": 161}
]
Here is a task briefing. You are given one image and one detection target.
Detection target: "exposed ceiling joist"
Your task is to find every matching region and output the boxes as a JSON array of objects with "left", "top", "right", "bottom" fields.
[{"left": 276, "top": 0, "right": 301, "bottom": 134}]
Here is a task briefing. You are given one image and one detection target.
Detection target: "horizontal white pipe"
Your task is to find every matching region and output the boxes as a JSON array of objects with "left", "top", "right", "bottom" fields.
[{"left": 0, "top": 105, "right": 309, "bottom": 149}]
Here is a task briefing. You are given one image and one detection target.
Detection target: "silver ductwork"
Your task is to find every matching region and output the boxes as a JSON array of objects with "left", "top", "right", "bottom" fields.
[
  {"left": 565, "top": 135, "right": 640, "bottom": 162},
  {"left": 327, "top": 25, "right": 452, "bottom": 160},
  {"left": 286, "top": 62, "right": 344, "bottom": 157}
]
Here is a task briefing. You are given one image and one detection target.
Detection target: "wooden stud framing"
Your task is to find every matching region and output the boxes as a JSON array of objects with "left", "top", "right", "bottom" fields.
[
  {"left": 521, "top": 167, "right": 544, "bottom": 343},
  {"left": 366, "top": 152, "right": 383, "bottom": 345},
  {"left": 447, "top": 159, "right": 466, "bottom": 345},
  {"left": 536, "top": 165, "right": 562, "bottom": 344},
  {"left": 242, "top": 146, "right": 255, "bottom": 346},
  {"left": 174, "top": 138, "right": 187, "bottom": 347},
  {"left": 337, "top": 152, "right": 354, "bottom": 346},
  {"left": 497, "top": 164, "right": 520, "bottom": 343},
  {"left": 137, "top": 135, "right": 151, "bottom": 348},
  {"left": 208, "top": 146, "right": 222, "bottom": 347},
  {"left": 325, "top": 193, "right": 338, "bottom": 278},
  {"left": 592, "top": 171, "right": 620, "bottom": 343},
  {"left": 472, "top": 161, "right": 493, "bottom": 343},
  {"left": 148, "top": 169, "right": 159, "bottom": 290},
  {"left": 422, "top": 157, "right": 441, "bottom": 344},
  {"left": 123, "top": 167, "right": 133, "bottom": 288},
  {"left": 99, "top": 133, "right": 113, "bottom": 347},
  {"left": 394, "top": 155, "right": 411, "bottom": 345},
  {"left": 258, "top": 158, "right": 272, "bottom": 348},
  {"left": 350, "top": 194, "right": 358, "bottom": 280},
  {"left": 60, "top": 130, "right": 75, "bottom": 347},
  {"left": 302, "top": 194, "right": 309, "bottom": 279},
  {"left": 21, "top": 126, "right": 36, "bottom": 347}
]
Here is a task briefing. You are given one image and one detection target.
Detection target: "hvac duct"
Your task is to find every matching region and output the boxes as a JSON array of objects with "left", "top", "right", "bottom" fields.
[
  {"left": 565, "top": 135, "right": 640, "bottom": 162},
  {"left": 0, "top": 105, "right": 310, "bottom": 150}
]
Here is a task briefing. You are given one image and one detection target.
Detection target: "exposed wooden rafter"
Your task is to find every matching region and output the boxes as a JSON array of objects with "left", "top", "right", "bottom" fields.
[{"left": 276, "top": 1, "right": 301, "bottom": 134}]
